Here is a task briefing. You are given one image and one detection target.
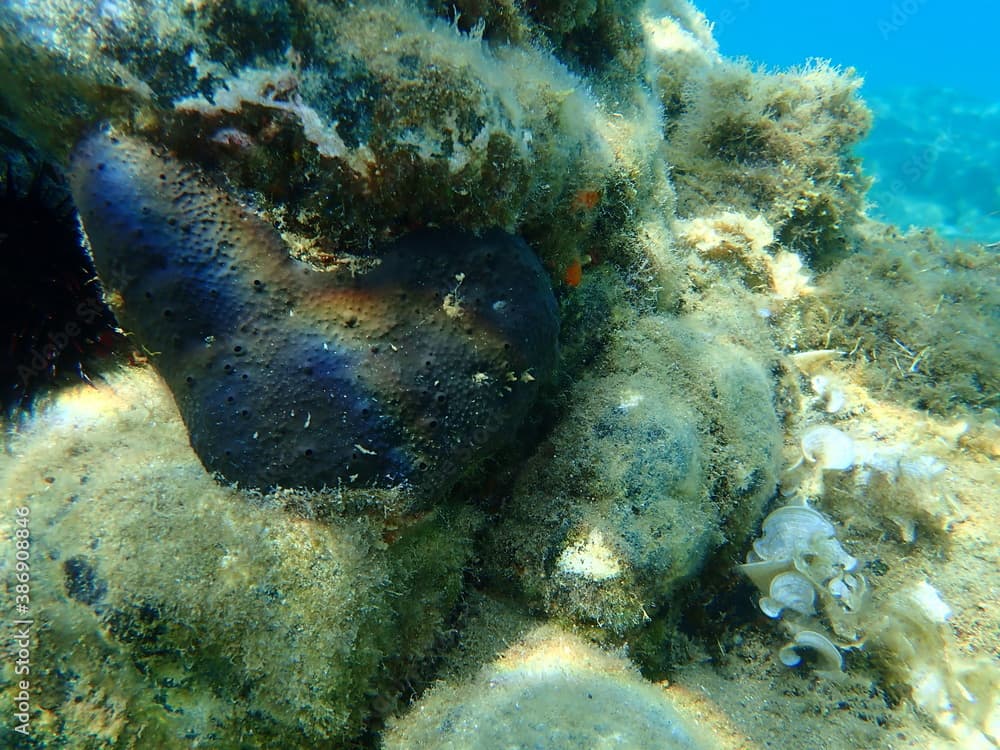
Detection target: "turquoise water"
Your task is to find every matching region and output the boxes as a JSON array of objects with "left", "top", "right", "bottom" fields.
[
  {"left": 698, "top": 0, "right": 1000, "bottom": 241},
  {"left": 860, "top": 88, "right": 1000, "bottom": 239}
]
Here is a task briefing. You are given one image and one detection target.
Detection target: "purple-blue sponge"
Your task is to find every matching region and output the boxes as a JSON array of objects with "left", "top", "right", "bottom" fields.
[{"left": 69, "top": 132, "right": 558, "bottom": 491}]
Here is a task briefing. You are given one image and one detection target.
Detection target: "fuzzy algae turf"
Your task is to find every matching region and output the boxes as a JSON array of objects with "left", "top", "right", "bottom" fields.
[
  {"left": 0, "top": 0, "right": 998, "bottom": 748},
  {"left": 483, "top": 311, "right": 781, "bottom": 642},
  {"left": 382, "top": 626, "right": 713, "bottom": 749},
  {"left": 0, "top": 367, "right": 479, "bottom": 745}
]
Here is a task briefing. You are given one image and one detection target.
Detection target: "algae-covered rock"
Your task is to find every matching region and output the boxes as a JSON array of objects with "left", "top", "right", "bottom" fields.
[
  {"left": 485, "top": 312, "right": 782, "bottom": 636},
  {"left": 0, "top": 0, "right": 669, "bottom": 277},
  {"left": 0, "top": 368, "right": 477, "bottom": 747},
  {"left": 382, "top": 626, "right": 713, "bottom": 750},
  {"left": 664, "top": 59, "right": 871, "bottom": 267},
  {"left": 797, "top": 224, "right": 1000, "bottom": 415}
]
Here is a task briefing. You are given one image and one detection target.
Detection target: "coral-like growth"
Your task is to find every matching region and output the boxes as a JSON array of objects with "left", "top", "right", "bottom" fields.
[{"left": 664, "top": 60, "right": 871, "bottom": 267}]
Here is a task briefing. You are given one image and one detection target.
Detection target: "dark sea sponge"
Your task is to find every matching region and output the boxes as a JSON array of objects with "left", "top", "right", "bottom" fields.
[{"left": 69, "top": 131, "right": 558, "bottom": 491}]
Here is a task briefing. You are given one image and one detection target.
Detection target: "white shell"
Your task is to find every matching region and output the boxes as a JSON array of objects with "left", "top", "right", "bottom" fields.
[
  {"left": 760, "top": 571, "right": 816, "bottom": 617},
  {"left": 825, "top": 390, "right": 846, "bottom": 414},
  {"left": 752, "top": 505, "right": 835, "bottom": 562},
  {"left": 827, "top": 572, "right": 867, "bottom": 612},
  {"left": 778, "top": 630, "right": 843, "bottom": 673},
  {"left": 908, "top": 580, "right": 952, "bottom": 624},
  {"left": 738, "top": 558, "right": 792, "bottom": 593},
  {"left": 809, "top": 375, "right": 846, "bottom": 414},
  {"left": 801, "top": 425, "right": 854, "bottom": 470},
  {"left": 824, "top": 389, "right": 846, "bottom": 414},
  {"left": 760, "top": 571, "right": 816, "bottom": 618}
]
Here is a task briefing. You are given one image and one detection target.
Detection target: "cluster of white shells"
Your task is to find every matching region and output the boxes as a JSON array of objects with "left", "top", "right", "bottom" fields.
[
  {"left": 741, "top": 348, "right": 972, "bottom": 684},
  {"left": 739, "top": 504, "right": 866, "bottom": 675},
  {"left": 787, "top": 350, "right": 959, "bottom": 541},
  {"left": 783, "top": 351, "right": 856, "bottom": 500},
  {"left": 792, "top": 401, "right": 961, "bottom": 541},
  {"left": 739, "top": 350, "right": 869, "bottom": 675},
  {"left": 742, "top": 350, "right": 998, "bottom": 742}
]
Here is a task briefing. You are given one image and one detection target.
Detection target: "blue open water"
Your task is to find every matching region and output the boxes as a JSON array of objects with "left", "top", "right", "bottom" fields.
[{"left": 697, "top": 0, "right": 1000, "bottom": 240}]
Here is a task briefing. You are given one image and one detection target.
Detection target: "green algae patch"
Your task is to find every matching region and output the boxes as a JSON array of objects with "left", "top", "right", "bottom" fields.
[
  {"left": 383, "top": 625, "right": 713, "bottom": 750},
  {"left": 484, "top": 312, "right": 781, "bottom": 638},
  {"left": 797, "top": 226, "right": 999, "bottom": 415},
  {"left": 0, "top": 0, "right": 676, "bottom": 286},
  {"left": 664, "top": 60, "right": 871, "bottom": 268},
  {"left": 0, "top": 367, "right": 475, "bottom": 747}
]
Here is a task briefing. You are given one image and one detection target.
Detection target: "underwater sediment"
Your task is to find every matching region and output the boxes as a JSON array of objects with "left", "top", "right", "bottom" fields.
[{"left": 0, "top": 1, "right": 997, "bottom": 749}]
